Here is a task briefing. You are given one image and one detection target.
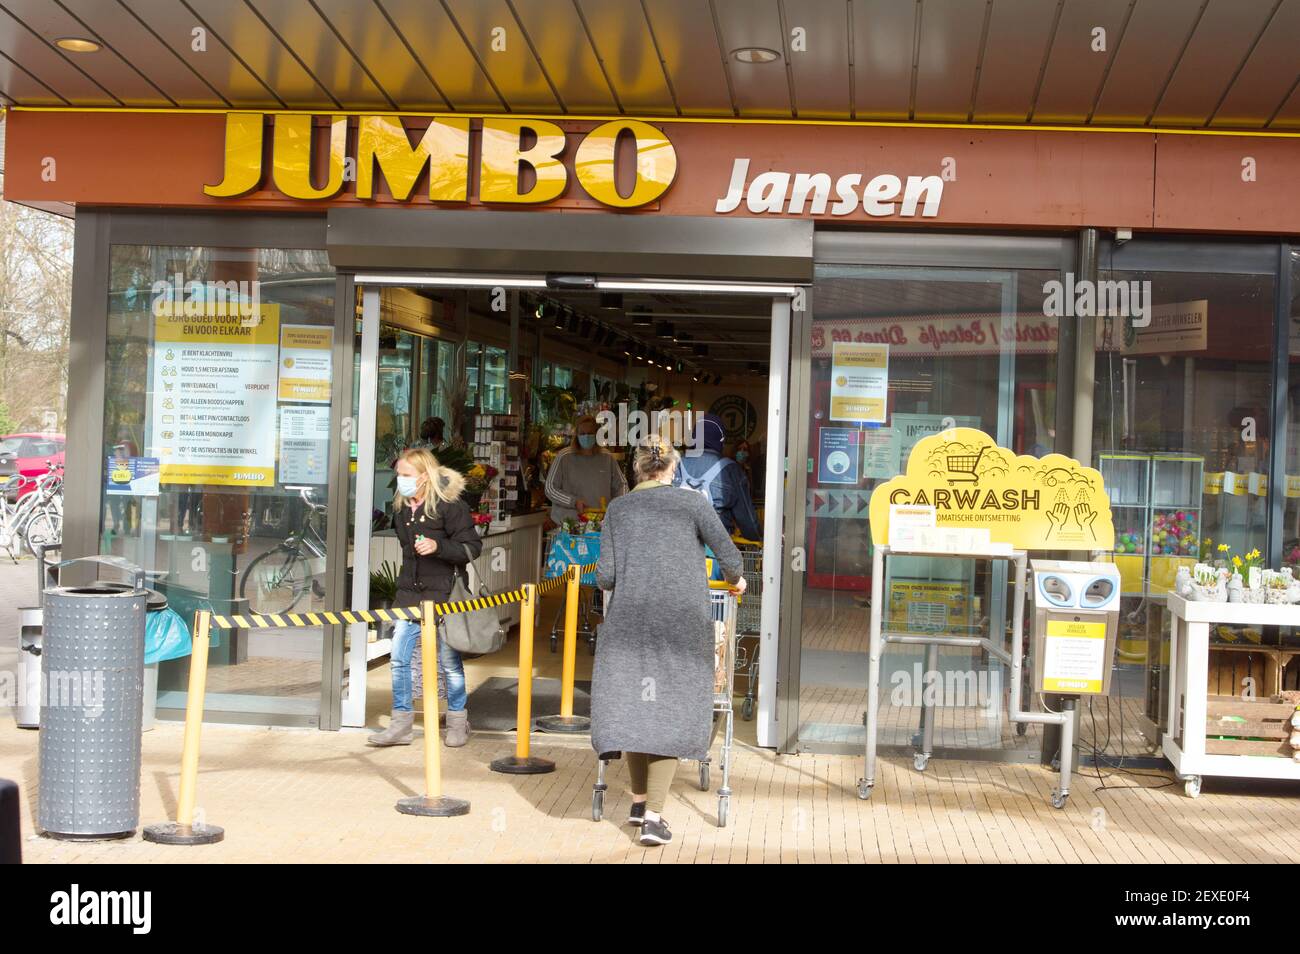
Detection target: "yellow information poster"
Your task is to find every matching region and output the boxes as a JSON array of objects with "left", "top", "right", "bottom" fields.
[
  {"left": 829, "top": 342, "right": 888, "bottom": 423},
  {"left": 888, "top": 580, "right": 971, "bottom": 635},
  {"left": 152, "top": 303, "right": 280, "bottom": 487},
  {"left": 1041, "top": 618, "right": 1107, "bottom": 694},
  {"left": 868, "top": 427, "right": 1115, "bottom": 551},
  {"left": 277, "top": 324, "right": 333, "bottom": 403}
]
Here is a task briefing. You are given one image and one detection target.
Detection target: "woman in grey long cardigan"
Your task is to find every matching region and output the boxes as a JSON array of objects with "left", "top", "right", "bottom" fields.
[{"left": 592, "top": 434, "right": 745, "bottom": 847}]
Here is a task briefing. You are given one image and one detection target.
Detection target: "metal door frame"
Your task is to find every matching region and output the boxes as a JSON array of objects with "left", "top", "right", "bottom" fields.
[
  {"left": 781, "top": 232, "right": 1076, "bottom": 756},
  {"left": 341, "top": 274, "right": 795, "bottom": 746}
]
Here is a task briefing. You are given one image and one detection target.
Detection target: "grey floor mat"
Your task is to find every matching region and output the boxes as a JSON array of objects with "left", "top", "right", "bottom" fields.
[{"left": 465, "top": 676, "right": 592, "bottom": 732}]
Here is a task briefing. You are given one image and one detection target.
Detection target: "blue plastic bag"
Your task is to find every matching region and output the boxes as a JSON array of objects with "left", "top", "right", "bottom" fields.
[
  {"left": 144, "top": 607, "right": 192, "bottom": 665},
  {"left": 544, "top": 531, "right": 601, "bottom": 586}
]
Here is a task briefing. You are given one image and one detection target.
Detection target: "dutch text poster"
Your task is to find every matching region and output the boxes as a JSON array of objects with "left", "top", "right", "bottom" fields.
[
  {"left": 829, "top": 342, "right": 888, "bottom": 423},
  {"left": 278, "top": 405, "right": 330, "bottom": 485},
  {"left": 151, "top": 303, "right": 280, "bottom": 487},
  {"left": 818, "top": 427, "right": 862, "bottom": 485},
  {"left": 278, "top": 324, "right": 333, "bottom": 403}
]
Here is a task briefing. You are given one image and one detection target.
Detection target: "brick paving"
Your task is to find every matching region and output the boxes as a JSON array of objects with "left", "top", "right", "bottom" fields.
[
  {"left": 6, "top": 558, "right": 1300, "bottom": 863},
  {"left": 5, "top": 711, "right": 1300, "bottom": 863}
]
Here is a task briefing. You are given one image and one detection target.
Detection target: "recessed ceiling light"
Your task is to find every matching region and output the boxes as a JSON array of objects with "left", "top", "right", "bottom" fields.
[
  {"left": 56, "top": 37, "right": 100, "bottom": 53},
  {"left": 732, "top": 47, "right": 779, "bottom": 64}
]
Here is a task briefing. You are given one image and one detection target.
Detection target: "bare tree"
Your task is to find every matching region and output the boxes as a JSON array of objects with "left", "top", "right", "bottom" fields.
[{"left": 0, "top": 180, "right": 72, "bottom": 432}]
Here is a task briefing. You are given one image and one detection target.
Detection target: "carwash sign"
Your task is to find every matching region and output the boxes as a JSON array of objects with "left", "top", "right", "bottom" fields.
[
  {"left": 206, "top": 114, "right": 677, "bottom": 207},
  {"left": 868, "top": 428, "right": 1114, "bottom": 552}
]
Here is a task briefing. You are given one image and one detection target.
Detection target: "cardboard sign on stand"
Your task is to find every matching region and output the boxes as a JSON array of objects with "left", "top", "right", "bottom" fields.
[{"left": 868, "top": 427, "right": 1115, "bottom": 552}]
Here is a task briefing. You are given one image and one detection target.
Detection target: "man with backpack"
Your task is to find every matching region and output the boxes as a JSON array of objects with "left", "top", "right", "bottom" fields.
[{"left": 675, "top": 413, "right": 762, "bottom": 543}]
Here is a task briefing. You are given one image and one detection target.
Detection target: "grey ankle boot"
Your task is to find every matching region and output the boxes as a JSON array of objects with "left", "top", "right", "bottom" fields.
[
  {"left": 367, "top": 709, "right": 414, "bottom": 746},
  {"left": 444, "top": 709, "right": 469, "bottom": 747}
]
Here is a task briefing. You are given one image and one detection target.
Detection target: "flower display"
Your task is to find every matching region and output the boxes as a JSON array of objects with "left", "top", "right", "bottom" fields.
[{"left": 464, "top": 463, "right": 498, "bottom": 495}]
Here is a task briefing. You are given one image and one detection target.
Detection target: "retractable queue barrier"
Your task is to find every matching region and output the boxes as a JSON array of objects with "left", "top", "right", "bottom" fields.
[
  {"left": 536, "top": 562, "right": 597, "bottom": 734},
  {"left": 143, "top": 609, "right": 224, "bottom": 845},
  {"left": 144, "top": 596, "right": 528, "bottom": 843},
  {"left": 395, "top": 601, "right": 469, "bottom": 817},
  {"left": 490, "top": 583, "right": 556, "bottom": 775}
]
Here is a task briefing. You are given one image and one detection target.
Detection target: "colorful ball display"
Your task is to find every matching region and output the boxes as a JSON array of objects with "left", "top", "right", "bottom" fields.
[{"left": 1151, "top": 510, "right": 1198, "bottom": 556}]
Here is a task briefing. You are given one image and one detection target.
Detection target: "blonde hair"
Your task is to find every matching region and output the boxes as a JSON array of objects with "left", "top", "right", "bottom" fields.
[
  {"left": 394, "top": 447, "right": 466, "bottom": 519},
  {"left": 633, "top": 434, "right": 680, "bottom": 483}
]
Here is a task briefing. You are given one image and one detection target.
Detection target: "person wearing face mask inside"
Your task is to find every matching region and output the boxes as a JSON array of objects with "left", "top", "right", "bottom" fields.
[
  {"left": 545, "top": 414, "right": 628, "bottom": 525},
  {"left": 367, "top": 448, "right": 483, "bottom": 749}
]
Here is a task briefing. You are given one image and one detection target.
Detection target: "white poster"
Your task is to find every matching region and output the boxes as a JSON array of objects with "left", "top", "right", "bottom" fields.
[
  {"left": 278, "top": 324, "right": 333, "bottom": 403},
  {"left": 151, "top": 304, "right": 280, "bottom": 487},
  {"left": 278, "top": 405, "right": 331, "bottom": 485},
  {"left": 891, "top": 413, "right": 981, "bottom": 473},
  {"left": 829, "top": 342, "right": 888, "bottom": 423}
]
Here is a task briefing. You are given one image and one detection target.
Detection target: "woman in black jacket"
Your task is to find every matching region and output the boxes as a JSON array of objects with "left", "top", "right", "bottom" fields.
[{"left": 367, "top": 448, "right": 483, "bottom": 748}]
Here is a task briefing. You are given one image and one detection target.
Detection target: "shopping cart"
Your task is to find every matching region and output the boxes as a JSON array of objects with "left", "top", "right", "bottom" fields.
[
  {"left": 542, "top": 525, "right": 603, "bottom": 654},
  {"left": 945, "top": 445, "right": 986, "bottom": 484},
  {"left": 733, "top": 538, "right": 763, "bottom": 721},
  {"left": 591, "top": 581, "right": 739, "bottom": 828}
]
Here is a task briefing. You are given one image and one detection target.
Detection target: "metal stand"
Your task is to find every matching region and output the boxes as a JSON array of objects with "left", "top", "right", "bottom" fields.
[
  {"left": 859, "top": 546, "right": 1075, "bottom": 808},
  {"left": 489, "top": 755, "right": 556, "bottom": 774},
  {"left": 535, "top": 714, "right": 590, "bottom": 733},
  {"left": 395, "top": 795, "right": 470, "bottom": 817},
  {"left": 143, "top": 822, "right": 225, "bottom": 845}
]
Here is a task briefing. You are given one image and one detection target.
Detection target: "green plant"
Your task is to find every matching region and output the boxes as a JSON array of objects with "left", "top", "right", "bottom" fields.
[
  {"left": 430, "top": 443, "right": 476, "bottom": 476},
  {"left": 1192, "top": 565, "right": 1220, "bottom": 587},
  {"left": 369, "top": 560, "right": 399, "bottom": 606},
  {"left": 532, "top": 384, "right": 582, "bottom": 426}
]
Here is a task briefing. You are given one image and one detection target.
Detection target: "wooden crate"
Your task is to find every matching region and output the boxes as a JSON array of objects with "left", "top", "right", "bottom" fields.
[
  {"left": 1204, "top": 696, "right": 1297, "bottom": 758},
  {"left": 1206, "top": 647, "right": 1281, "bottom": 697}
]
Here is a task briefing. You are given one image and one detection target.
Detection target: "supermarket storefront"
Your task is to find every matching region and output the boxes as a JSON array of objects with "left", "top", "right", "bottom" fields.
[{"left": 5, "top": 108, "right": 1300, "bottom": 759}]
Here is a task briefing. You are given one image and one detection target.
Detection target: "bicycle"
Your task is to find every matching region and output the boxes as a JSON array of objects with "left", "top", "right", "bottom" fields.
[
  {"left": 238, "top": 486, "right": 327, "bottom": 615},
  {"left": 0, "top": 462, "right": 63, "bottom": 561}
]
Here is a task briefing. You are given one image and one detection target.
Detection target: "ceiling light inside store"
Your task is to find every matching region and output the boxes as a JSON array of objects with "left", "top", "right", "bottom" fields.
[
  {"left": 56, "top": 37, "right": 101, "bottom": 53},
  {"left": 731, "top": 46, "right": 779, "bottom": 64}
]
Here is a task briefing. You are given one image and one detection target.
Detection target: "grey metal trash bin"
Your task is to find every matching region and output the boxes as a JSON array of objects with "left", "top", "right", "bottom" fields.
[{"left": 37, "top": 583, "right": 148, "bottom": 840}]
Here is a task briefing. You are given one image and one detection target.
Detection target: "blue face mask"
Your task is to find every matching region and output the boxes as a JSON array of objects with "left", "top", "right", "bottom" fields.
[
  {"left": 578, "top": 434, "right": 597, "bottom": 450},
  {"left": 735, "top": 451, "right": 749, "bottom": 463},
  {"left": 396, "top": 475, "right": 420, "bottom": 498}
]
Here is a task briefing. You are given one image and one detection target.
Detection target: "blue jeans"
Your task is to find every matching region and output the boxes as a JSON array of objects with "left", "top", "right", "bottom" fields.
[{"left": 391, "top": 618, "right": 466, "bottom": 713}]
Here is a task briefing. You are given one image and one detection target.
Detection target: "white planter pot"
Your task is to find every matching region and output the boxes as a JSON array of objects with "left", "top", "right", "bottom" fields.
[{"left": 1190, "top": 582, "right": 1227, "bottom": 602}]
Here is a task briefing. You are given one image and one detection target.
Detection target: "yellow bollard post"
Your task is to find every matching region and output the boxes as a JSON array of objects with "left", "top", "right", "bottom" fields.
[
  {"left": 397, "top": 601, "right": 470, "bottom": 816},
  {"left": 536, "top": 564, "right": 590, "bottom": 733},
  {"left": 143, "top": 610, "right": 224, "bottom": 845},
  {"left": 491, "top": 583, "right": 555, "bottom": 774}
]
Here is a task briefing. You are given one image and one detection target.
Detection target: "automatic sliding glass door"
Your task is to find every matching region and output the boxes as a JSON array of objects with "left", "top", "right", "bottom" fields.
[{"left": 794, "top": 264, "right": 1061, "bottom": 757}]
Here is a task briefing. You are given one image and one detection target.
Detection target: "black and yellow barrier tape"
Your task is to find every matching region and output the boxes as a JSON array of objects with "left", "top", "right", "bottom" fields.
[
  {"left": 208, "top": 587, "right": 527, "bottom": 630},
  {"left": 537, "top": 575, "right": 567, "bottom": 596}
]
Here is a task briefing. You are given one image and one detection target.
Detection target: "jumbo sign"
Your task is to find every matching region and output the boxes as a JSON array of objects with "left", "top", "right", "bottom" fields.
[
  {"left": 868, "top": 428, "right": 1114, "bottom": 552},
  {"left": 205, "top": 113, "right": 677, "bottom": 207}
]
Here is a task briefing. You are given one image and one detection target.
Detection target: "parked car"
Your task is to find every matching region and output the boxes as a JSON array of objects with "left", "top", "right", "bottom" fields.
[{"left": 0, "top": 432, "right": 65, "bottom": 499}]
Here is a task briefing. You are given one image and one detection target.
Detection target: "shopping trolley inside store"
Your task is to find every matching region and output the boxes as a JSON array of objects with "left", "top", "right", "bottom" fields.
[
  {"left": 542, "top": 523, "right": 603, "bottom": 654},
  {"left": 733, "top": 538, "right": 763, "bottom": 721},
  {"left": 591, "top": 581, "right": 740, "bottom": 828}
]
